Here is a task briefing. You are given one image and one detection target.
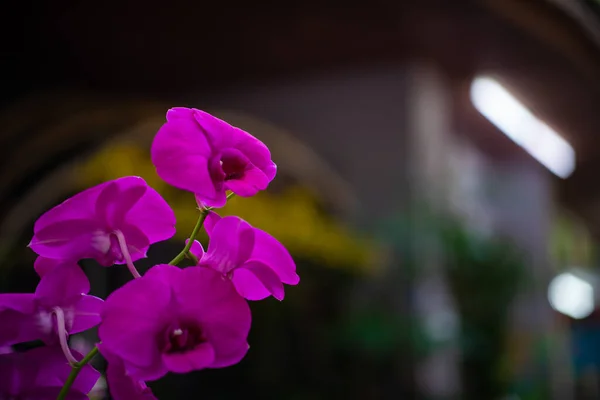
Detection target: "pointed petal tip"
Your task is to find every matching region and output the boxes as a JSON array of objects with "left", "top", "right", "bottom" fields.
[{"left": 286, "top": 274, "right": 301, "bottom": 286}]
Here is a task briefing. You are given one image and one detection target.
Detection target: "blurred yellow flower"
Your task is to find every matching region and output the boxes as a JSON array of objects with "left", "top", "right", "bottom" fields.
[{"left": 76, "top": 141, "right": 380, "bottom": 272}]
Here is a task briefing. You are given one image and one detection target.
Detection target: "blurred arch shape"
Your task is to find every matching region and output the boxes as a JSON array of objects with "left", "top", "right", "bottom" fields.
[{"left": 0, "top": 99, "right": 378, "bottom": 271}]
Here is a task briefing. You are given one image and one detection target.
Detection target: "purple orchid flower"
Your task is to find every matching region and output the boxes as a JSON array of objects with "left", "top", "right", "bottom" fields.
[
  {"left": 150, "top": 107, "right": 277, "bottom": 208},
  {"left": 99, "top": 344, "right": 157, "bottom": 400},
  {"left": 29, "top": 176, "right": 176, "bottom": 278},
  {"left": 0, "top": 263, "right": 103, "bottom": 362},
  {"left": 98, "top": 264, "right": 251, "bottom": 381},
  {"left": 0, "top": 345, "right": 100, "bottom": 399},
  {"left": 34, "top": 256, "right": 72, "bottom": 277},
  {"left": 189, "top": 212, "right": 299, "bottom": 301}
]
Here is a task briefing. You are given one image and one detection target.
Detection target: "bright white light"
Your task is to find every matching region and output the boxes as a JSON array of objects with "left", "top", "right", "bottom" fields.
[
  {"left": 548, "top": 272, "right": 594, "bottom": 319},
  {"left": 470, "top": 76, "right": 575, "bottom": 178}
]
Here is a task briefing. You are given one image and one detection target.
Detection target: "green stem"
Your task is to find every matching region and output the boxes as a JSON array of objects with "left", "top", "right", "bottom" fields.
[
  {"left": 56, "top": 346, "right": 99, "bottom": 400},
  {"left": 186, "top": 251, "right": 199, "bottom": 264},
  {"left": 169, "top": 209, "right": 209, "bottom": 265},
  {"left": 169, "top": 192, "right": 236, "bottom": 266}
]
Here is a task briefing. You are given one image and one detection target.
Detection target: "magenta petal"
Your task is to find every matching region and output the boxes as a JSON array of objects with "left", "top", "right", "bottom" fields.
[
  {"left": 116, "top": 223, "right": 151, "bottom": 263},
  {"left": 202, "top": 216, "right": 255, "bottom": 274},
  {"left": 100, "top": 345, "right": 157, "bottom": 400},
  {"left": 251, "top": 229, "right": 299, "bottom": 285},
  {"left": 234, "top": 261, "right": 285, "bottom": 301},
  {"left": 35, "top": 263, "right": 90, "bottom": 307},
  {"left": 174, "top": 267, "right": 251, "bottom": 368},
  {"left": 0, "top": 293, "right": 36, "bottom": 314},
  {"left": 142, "top": 264, "right": 181, "bottom": 286},
  {"left": 205, "top": 216, "right": 298, "bottom": 286},
  {"left": 71, "top": 357, "right": 101, "bottom": 394},
  {"left": 207, "top": 338, "right": 250, "bottom": 369},
  {"left": 0, "top": 346, "right": 98, "bottom": 399},
  {"left": 123, "top": 178, "right": 176, "bottom": 244},
  {"left": 0, "top": 294, "right": 38, "bottom": 346},
  {"left": 192, "top": 109, "right": 238, "bottom": 149},
  {"left": 161, "top": 154, "right": 217, "bottom": 201},
  {"left": 199, "top": 157, "right": 227, "bottom": 208},
  {"left": 194, "top": 191, "right": 227, "bottom": 210},
  {"left": 262, "top": 160, "right": 277, "bottom": 181},
  {"left": 192, "top": 110, "right": 274, "bottom": 177},
  {"left": 96, "top": 177, "right": 150, "bottom": 229},
  {"left": 154, "top": 108, "right": 275, "bottom": 206},
  {"left": 25, "top": 387, "right": 88, "bottom": 400},
  {"left": 4, "top": 346, "right": 100, "bottom": 395},
  {"left": 99, "top": 277, "right": 171, "bottom": 374},
  {"left": 0, "top": 309, "right": 39, "bottom": 346},
  {"left": 166, "top": 107, "right": 195, "bottom": 121},
  {"left": 34, "top": 257, "right": 66, "bottom": 277},
  {"left": 35, "top": 347, "right": 100, "bottom": 393},
  {"left": 186, "top": 240, "right": 204, "bottom": 261},
  {"left": 225, "top": 166, "right": 270, "bottom": 197},
  {"left": 203, "top": 211, "right": 222, "bottom": 236},
  {"left": 95, "top": 181, "right": 120, "bottom": 223},
  {"left": 30, "top": 219, "right": 102, "bottom": 260},
  {"left": 32, "top": 184, "right": 105, "bottom": 233},
  {"left": 231, "top": 128, "right": 277, "bottom": 180},
  {"left": 109, "top": 180, "right": 146, "bottom": 226},
  {"left": 32, "top": 177, "right": 175, "bottom": 267},
  {"left": 70, "top": 295, "right": 104, "bottom": 334},
  {"left": 153, "top": 116, "right": 211, "bottom": 157},
  {"left": 151, "top": 118, "right": 217, "bottom": 198},
  {"left": 122, "top": 361, "right": 168, "bottom": 383},
  {"left": 162, "top": 341, "right": 215, "bottom": 373}
]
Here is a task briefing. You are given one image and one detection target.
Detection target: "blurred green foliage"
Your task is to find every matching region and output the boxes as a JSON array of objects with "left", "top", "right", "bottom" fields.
[{"left": 439, "top": 216, "right": 528, "bottom": 400}]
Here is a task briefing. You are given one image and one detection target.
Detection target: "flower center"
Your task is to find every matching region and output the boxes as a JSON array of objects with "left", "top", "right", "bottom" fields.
[
  {"left": 90, "top": 230, "right": 141, "bottom": 278},
  {"left": 221, "top": 153, "right": 248, "bottom": 181},
  {"left": 163, "top": 324, "right": 205, "bottom": 354},
  {"left": 90, "top": 230, "right": 122, "bottom": 262}
]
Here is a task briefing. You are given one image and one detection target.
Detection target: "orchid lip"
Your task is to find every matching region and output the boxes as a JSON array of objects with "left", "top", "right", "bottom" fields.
[
  {"left": 112, "top": 230, "right": 141, "bottom": 279},
  {"left": 52, "top": 306, "right": 78, "bottom": 365}
]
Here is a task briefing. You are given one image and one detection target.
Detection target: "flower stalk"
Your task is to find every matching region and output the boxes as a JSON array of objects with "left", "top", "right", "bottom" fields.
[
  {"left": 168, "top": 192, "right": 235, "bottom": 266},
  {"left": 1, "top": 108, "right": 297, "bottom": 400},
  {"left": 56, "top": 346, "right": 99, "bottom": 400},
  {"left": 168, "top": 209, "right": 209, "bottom": 266}
]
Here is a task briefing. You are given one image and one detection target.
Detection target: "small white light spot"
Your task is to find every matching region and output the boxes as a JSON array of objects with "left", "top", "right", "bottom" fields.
[
  {"left": 173, "top": 329, "right": 183, "bottom": 336},
  {"left": 548, "top": 272, "right": 595, "bottom": 319}
]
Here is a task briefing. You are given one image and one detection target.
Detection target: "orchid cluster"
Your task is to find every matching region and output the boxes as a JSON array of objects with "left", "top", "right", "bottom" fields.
[{"left": 0, "top": 108, "right": 299, "bottom": 399}]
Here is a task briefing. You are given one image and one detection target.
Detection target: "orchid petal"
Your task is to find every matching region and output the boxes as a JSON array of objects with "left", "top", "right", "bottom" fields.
[
  {"left": 251, "top": 229, "right": 299, "bottom": 285},
  {"left": 162, "top": 342, "right": 215, "bottom": 373},
  {"left": 233, "top": 261, "right": 285, "bottom": 301},
  {"left": 70, "top": 295, "right": 104, "bottom": 334},
  {"left": 186, "top": 240, "right": 204, "bottom": 261},
  {"left": 201, "top": 216, "right": 254, "bottom": 274},
  {"left": 35, "top": 263, "right": 90, "bottom": 307}
]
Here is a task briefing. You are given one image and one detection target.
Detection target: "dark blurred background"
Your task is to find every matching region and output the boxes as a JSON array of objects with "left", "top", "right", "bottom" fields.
[{"left": 4, "top": 0, "right": 600, "bottom": 399}]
